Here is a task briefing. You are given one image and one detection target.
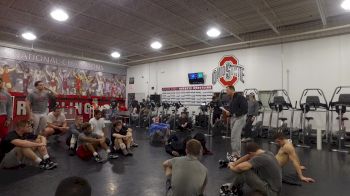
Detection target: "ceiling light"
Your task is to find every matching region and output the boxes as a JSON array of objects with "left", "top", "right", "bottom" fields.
[
  {"left": 111, "top": 51, "right": 121, "bottom": 58},
  {"left": 21, "top": 32, "right": 37, "bottom": 41},
  {"left": 206, "top": 27, "right": 221, "bottom": 38},
  {"left": 50, "top": 8, "right": 69, "bottom": 21},
  {"left": 151, "top": 41, "right": 162, "bottom": 49},
  {"left": 342, "top": 0, "right": 350, "bottom": 10}
]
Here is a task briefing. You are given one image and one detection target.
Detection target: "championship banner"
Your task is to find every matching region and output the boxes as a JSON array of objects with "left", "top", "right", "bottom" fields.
[{"left": 10, "top": 92, "right": 125, "bottom": 123}]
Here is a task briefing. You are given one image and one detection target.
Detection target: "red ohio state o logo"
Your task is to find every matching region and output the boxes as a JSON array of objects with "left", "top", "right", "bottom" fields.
[{"left": 212, "top": 55, "right": 245, "bottom": 87}]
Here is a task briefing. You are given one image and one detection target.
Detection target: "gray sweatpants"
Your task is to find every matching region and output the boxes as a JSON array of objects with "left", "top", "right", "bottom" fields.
[
  {"left": 233, "top": 170, "right": 279, "bottom": 196},
  {"left": 32, "top": 113, "right": 47, "bottom": 135},
  {"left": 230, "top": 115, "right": 246, "bottom": 156}
]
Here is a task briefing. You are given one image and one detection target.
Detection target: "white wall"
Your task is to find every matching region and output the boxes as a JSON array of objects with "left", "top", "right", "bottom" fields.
[{"left": 127, "top": 34, "right": 350, "bottom": 130}]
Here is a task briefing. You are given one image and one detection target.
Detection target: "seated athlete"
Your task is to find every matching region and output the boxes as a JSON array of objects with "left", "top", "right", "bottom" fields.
[
  {"left": 228, "top": 142, "right": 282, "bottom": 196},
  {"left": 274, "top": 132, "right": 315, "bottom": 183},
  {"left": 77, "top": 122, "right": 118, "bottom": 163},
  {"left": 0, "top": 120, "right": 57, "bottom": 170},
  {"left": 163, "top": 139, "right": 208, "bottom": 196},
  {"left": 67, "top": 115, "right": 84, "bottom": 156},
  {"left": 165, "top": 130, "right": 212, "bottom": 157},
  {"left": 111, "top": 120, "right": 133, "bottom": 156},
  {"left": 43, "top": 107, "right": 69, "bottom": 139},
  {"left": 178, "top": 113, "right": 192, "bottom": 131},
  {"left": 149, "top": 116, "right": 171, "bottom": 144}
]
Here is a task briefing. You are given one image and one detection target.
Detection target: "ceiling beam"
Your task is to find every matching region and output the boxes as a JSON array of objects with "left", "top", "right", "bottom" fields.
[
  {"left": 201, "top": 0, "right": 243, "bottom": 41},
  {"left": 108, "top": 0, "right": 213, "bottom": 47},
  {"left": 316, "top": 0, "right": 327, "bottom": 26},
  {"left": 247, "top": 0, "right": 280, "bottom": 35}
]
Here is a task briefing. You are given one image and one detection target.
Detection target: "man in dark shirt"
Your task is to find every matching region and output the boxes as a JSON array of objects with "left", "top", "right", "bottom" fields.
[
  {"left": 228, "top": 142, "right": 282, "bottom": 196},
  {"left": 0, "top": 120, "right": 57, "bottom": 170},
  {"left": 222, "top": 86, "right": 248, "bottom": 160},
  {"left": 178, "top": 113, "right": 192, "bottom": 131},
  {"left": 111, "top": 120, "right": 133, "bottom": 156}
]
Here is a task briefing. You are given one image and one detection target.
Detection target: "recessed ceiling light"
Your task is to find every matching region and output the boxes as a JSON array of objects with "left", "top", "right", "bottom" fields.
[
  {"left": 342, "top": 0, "right": 350, "bottom": 10},
  {"left": 206, "top": 27, "right": 221, "bottom": 38},
  {"left": 151, "top": 41, "right": 162, "bottom": 49},
  {"left": 111, "top": 51, "right": 121, "bottom": 58},
  {"left": 50, "top": 8, "right": 69, "bottom": 22},
  {"left": 21, "top": 32, "right": 37, "bottom": 41}
]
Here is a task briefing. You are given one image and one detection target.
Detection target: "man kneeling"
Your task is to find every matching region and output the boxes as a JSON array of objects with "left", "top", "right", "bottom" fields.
[
  {"left": 77, "top": 122, "right": 118, "bottom": 163},
  {"left": 163, "top": 139, "right": 208, "bottom": 196},
  {"left": 111, "top": 121, "right": 133, "bottom": 156},
  {"left": 228, "top": 142, "right": 281, "bottom": 196},
  {"left": 0, "top": 120, "right": 57, "bottom": 170}
]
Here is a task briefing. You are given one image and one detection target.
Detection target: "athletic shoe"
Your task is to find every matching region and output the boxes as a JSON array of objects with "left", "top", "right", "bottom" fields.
[
  {"left": 108, "top": 153, "right": 119, "bottom": 159},
  {"left": 94, "top": 155, "right": 104, "bottom": 163},
  {"left": 121, "top": 148, "right": 129, "bottom": 156},
  {"left": 226, "top": 153, "right": 239, "bottom": 162},
  {"left": 39, "top": 160, "right": 46, "bottom": 169},
  {"left": 131, "top": 143, "right": 138, "bottom": 147},
  {"left": 127, "top": 149, "right": 133, "bottom": 156},
  {"left": 68, "top": 148, "right": 75, "bottom": 156},
  {"left": 44, "top": 158, "right": 58, "bottom": 170}
]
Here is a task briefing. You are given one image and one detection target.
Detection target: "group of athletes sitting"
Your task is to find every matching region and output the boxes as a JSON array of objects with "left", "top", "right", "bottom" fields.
[{"left": 0, "top": 108, "right": 138, "bottom": 170}]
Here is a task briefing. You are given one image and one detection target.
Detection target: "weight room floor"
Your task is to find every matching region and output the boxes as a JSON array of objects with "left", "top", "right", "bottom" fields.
[{"left": 1, "top": 127, "right": 350, "bottom": 196}]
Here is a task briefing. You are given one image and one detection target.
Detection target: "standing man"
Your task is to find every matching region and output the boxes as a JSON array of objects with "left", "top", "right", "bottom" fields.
[
  {"left": 0, "top": 78, "right": 13, "bottom": 142},
  {"left": 26, "top": 81, "right": 57, "bottom": 135},
  {"left": 223, "top": 86, "right": 248, "bottom": 161},
  {"left": 242, "top": 93, "right": 260, "bottom": 142}
]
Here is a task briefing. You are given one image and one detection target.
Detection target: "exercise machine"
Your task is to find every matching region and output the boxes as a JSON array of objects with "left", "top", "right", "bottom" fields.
[
  {"left": 297, "top": 88, "right": 329, "bottom": 148},
  {"left": 267, "top": 89, "right": 293, "bottom": 139},
  {"left": 329, "top": 86, "right": 350, "bottom": 153}
]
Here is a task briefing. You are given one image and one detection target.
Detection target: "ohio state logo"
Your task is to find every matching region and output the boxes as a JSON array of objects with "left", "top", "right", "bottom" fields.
[{"left": 212, "top": 55, "right": 245, "bottom": 86}]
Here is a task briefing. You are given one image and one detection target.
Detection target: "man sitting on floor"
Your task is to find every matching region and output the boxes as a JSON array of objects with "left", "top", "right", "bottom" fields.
[
  {"left": 178, "top": 113, "right": 192, "bottom": 131},
  {"left": 111, "top": 120, "right": 133, "bottom": 156},
  {"left": 77, "top": 122, "right": 118, "bottom": 163},
  {"left": 163, "top": 139, "right": 208, "bottom": 196},
  {"left": 67, "top": 115, "right": 84, "bottom": 156},
  {"left": 165, "top": 130, "right": 212, "bottom": 157},
  {"left": 43, "top": 107, "right": 69, "bottom": 139},
  {"left": 228, "top": 142, "right": 282, "bottom": 196},
  {"left": 0, "top": 120, "right": 57, "bottom": 170},
  {"left": 89, "top": 110, "right": 107, "bottom": 138},
  {"left": 274, "top": 132, "right": 315, "bottom": 184}
]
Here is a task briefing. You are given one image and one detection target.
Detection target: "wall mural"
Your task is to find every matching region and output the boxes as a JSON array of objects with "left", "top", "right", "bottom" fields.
[{"left": 0, "top": 57, "right": 126, "bottom": 98}]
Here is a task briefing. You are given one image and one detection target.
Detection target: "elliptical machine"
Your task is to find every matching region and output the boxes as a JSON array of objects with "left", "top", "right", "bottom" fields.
[
  {"left": 297, "top": 88, "right": 329, "bottom": 148},
  {"left": 329, "top": 86, "right": 350, "bottom": 153}
]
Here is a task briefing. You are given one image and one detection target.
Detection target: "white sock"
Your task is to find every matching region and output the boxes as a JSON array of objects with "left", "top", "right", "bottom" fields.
[
  {"left": 93, "top": 152, "right": 98, "bottom": 157},
  {"left": 106, "top": 149, "right": 111, "bottom": 154},
  {"left": 70, "top": 137, "right": 76, "bottom": 148},
  {"left": 35, "top": 157, "right": 42, "bottom": 163},
  {"left": 43, "top": 154, "right": 49, "bottom": 160}
]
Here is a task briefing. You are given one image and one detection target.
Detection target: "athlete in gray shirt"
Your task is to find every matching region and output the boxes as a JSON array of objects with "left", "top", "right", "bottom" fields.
[
  {"left": 26, "top": 81, "right": 57, "bottom": 135},
  {"left": 228, "top": 142, "right": 282, "bottom": 196},
  {"left": 163, "top": 139, "right": 208, "bottom": 196}
]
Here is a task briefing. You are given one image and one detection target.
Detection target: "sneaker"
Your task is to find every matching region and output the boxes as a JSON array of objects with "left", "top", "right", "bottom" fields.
[
  {"left": 68, "top": 148, "right": 75, "bottom": 156},
  {"left": 108, "top": 153, "right": 119, "bottom": 159},
  {"left": 127, "top": 149, "right": 133, "bottom": 156},
  {"left": 121, "top": 148, "right": 129, "bottom": 156},
  {"left": 94, "top": 155, "right": 104, "bottom": 163},
  {"left": 131, "top": 143, "right": 138, "bottom": 147},
  {"left": 44, "top": 158, "right": 58, "bottom": 170},
  {"left": 226, "top": 153, "right": 239, "bottom": 162},
  {"left": 39, "top": 160, "right": 46, "bottom": 169}
]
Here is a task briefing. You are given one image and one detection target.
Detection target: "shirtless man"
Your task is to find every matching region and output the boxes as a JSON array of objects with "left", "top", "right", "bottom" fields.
[{"left": 274, "top": 132, "right": 315, "bottom": 183}]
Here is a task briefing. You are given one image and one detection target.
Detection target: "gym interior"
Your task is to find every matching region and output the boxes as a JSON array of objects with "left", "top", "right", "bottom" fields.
[{"left": 1, "top": 0, "right": 350, "bottom": 196}]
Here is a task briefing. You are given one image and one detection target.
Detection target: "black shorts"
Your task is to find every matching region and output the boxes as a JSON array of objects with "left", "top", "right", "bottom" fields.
[{"left": 53, "top": 128, "right": 63, "bottom": 135}]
